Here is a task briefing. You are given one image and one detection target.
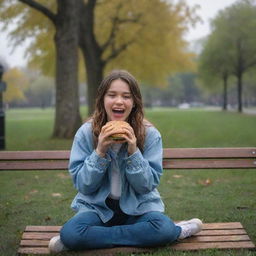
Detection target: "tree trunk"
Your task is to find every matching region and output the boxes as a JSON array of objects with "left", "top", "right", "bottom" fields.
[
  {"left": 83, "top": 54, "right": 104, "bottom": 116},
  {"left": 79, "top": 0, "right": 105, "bottom": 116},
  {"left": 222, "top": 73, "right": 228, "bottom": 111},
  {"left": 53, "top": 0, "right": 82, "bottom": 138},
  {"left": 237, "top": 72, "right": 243, "bottom": 113}
]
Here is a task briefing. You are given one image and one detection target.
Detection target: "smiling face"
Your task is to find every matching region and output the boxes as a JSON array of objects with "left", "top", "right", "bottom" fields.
[{"left": 104, "top": 79, "right": 134, "bottom": 121}]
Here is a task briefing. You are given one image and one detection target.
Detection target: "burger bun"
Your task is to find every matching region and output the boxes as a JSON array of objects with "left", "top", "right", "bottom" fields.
[{"left": 106, "top": 121, "right": 129, "bottom": 142}]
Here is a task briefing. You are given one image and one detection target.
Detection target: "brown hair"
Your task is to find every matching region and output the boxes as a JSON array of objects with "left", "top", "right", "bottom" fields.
[{"left": 92, "top": 70, "right": 146, "bottom": 151}]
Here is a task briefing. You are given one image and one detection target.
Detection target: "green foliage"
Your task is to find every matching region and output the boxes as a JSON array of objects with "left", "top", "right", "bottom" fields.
[{"left": 198, "top": 0, "right": 256, "bottom": 90}]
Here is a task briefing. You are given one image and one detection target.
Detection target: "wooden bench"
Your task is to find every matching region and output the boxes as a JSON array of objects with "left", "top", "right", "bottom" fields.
[{"left": 0, "top": 147, "right": 256, "bottom": 255}]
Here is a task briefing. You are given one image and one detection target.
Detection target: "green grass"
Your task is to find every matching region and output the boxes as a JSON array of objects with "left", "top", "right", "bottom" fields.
[{"left": 1, "top": 107, "right": 256, "bottom": 256}]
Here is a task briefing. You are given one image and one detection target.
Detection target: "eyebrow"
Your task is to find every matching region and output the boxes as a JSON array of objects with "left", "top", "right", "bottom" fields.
[{"left": 107, "top": 90, "right": 131, "bottom": 95}]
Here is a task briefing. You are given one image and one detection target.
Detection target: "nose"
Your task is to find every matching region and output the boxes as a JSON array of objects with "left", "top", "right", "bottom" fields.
[{"left": 115, "top": 96, "right": 123, "bottom": 104}]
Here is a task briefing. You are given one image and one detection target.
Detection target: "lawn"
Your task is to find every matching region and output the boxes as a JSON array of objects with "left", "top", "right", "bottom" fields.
[{"left": 1, "top": 107, "right": 256, "bottom": 256}]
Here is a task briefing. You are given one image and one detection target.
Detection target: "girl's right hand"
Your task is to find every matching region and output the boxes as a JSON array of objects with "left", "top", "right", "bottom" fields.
[{"left": 96, "top": 124, "right": 116, "bottom": 157}]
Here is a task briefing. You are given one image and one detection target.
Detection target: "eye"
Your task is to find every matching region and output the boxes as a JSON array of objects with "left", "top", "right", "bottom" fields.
[{"left": 123, "top": 94, "right": 132, "bottom": 99}]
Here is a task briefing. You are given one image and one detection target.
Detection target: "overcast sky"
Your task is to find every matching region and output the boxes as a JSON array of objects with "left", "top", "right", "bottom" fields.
[
  {"left": 0, "top": 0, "right": 238, "bottom": 68},
  {"left": 185, "top": 0, "right": 238, "bottom": 41}
]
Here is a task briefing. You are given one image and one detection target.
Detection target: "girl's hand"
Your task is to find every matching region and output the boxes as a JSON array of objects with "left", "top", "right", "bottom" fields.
[
  {"left": 96, "top": 124, "right": 116, "bottom": 157},
  {"left": 121, "top": 124, "right": 137, "bottom": 155}
]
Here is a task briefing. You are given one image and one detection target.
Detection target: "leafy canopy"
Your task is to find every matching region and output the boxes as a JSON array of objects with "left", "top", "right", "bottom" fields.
[
  {"left": 0, "top": 0, "right": 198, "bottom": 85},
  {"left": 198, "top": 0, "right": 256, "bottom": 88}
]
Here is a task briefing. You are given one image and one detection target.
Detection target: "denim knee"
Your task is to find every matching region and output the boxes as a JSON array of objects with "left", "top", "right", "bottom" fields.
[
  {"left": 146, "top": 212, "right": 180, "bottom": 245},
  {"left": 60, "top": 219, "right": 89, "bottom": 250}
]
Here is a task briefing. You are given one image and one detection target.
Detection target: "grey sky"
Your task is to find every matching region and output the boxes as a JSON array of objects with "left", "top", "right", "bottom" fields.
[{"left": 185, "top": 0, "right": 238, "bottom": 40}]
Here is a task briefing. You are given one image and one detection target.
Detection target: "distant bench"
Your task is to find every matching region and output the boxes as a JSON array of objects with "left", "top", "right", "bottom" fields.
[{"left": 0, "top": 147, "right": 255, "bottom": 255}]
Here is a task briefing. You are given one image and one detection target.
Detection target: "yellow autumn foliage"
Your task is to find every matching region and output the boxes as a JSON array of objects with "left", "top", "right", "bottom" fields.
[
  {"left": 0, "top": 0, "right": 198, "bottom": 86},
  {"left": 2, "top": 68, "right": 28, "bottom": 103}
]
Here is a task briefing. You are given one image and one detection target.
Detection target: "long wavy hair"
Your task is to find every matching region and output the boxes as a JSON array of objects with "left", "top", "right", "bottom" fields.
[{"left": 92, "top": 70, "right": 147, "bottom": 151}]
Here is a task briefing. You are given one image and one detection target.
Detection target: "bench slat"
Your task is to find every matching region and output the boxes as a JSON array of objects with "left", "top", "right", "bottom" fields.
[
  {"left": 202, "top": 222, "right": 243, "bottom": 229},
  {"left": 18, "top": 247, "right": 50, "bottom": 255},
  {"left": 25, "top": 226, "right": 62, "bottom": 232},
  {"left": 22, "top": 232, "right": 59, "bottom": 240},
  {"left": 18, "top": 241, "right": 256, "bottom": 255},
  {"left": 185, "top": 235, "right": 251, "bottom": 242},
  {"left": 20, "top": 240, "right": 49, "bottom": 246},
  {"left": 0, "top": 160, "right": 69, "bottom": 170},
  {"left": 163, "top": 159, "right": 256, "bottom": 169},
  {"left": 196, "top": 229, "right": 247, "bottom": 236},
  {"left": 0, "top": 150, "right": 70, "bottom": 160},
  {"left": 1, "top": 159, "right": 255, "bottom": 171},
  {"left": 163, "top": 148, "right": 256, "bottom": 159},
  {"left": 1, "top": 148, "right": 256, "bottom": 160},
  {"left": 18, "top": 242, "right": 256, "bottom": 255},
  {"left": 24, "top": 222, "right": 243, "bottom": 232},
  {"left": 21, "top": 235, "right": 251, "bottom": 246}
]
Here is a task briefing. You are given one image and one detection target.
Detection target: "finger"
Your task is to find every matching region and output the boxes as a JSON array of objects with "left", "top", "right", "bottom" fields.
[
  {"left": 101, "top": 126, "right": 115, "bottom": 136},
  {"left": 122, "top": 126, "right": 135, "bottom": 135}
]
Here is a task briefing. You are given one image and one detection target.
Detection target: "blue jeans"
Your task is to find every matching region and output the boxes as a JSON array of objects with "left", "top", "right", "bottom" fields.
[{"left": 60, "top": 199, "right": 181, "bottom": 250}]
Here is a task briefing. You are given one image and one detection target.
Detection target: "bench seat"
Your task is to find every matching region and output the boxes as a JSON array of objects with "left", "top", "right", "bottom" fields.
[{"left": 18, "top": 222, "right": 255, "bottom": 255}]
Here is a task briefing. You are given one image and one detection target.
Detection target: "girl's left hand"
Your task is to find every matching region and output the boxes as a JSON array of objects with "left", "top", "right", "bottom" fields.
[{"left": 121, "top": 124, "right": 137, "bottom": 155}]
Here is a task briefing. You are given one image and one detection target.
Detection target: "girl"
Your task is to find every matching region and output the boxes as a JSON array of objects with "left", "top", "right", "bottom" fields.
[{"left": 49, "top": 70, "right": 202, "bottom": 253}]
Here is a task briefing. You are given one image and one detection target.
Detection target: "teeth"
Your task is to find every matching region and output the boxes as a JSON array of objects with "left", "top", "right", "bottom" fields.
[{"left": 113, "top": 109, "right": 124, "bottom": 113}]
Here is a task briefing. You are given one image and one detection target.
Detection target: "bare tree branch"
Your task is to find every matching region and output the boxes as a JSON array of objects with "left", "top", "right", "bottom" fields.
[
  {"left": 103, "top": 38, "right": 134, "bottom": 64},
  {"left": 18, "top": 0, "right": 56, "bottom": 24},
  {"left": 101, "top": 2, "right": 142, "bottom": 52}
]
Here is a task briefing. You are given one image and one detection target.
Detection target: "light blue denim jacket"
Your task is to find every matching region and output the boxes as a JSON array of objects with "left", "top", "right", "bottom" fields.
[{"left": 69, "top": 121, "right": 165, "bottom": 223}]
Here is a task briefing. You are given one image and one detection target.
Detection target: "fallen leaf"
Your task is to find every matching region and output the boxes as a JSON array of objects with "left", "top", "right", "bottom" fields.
[
  {"left": 45, "top": 216, "right": 51, "bottom": 221},
  {"left": 173, "top": 175, "right": 183, "bottom": 178},
  {"left": 24, "top": 195, "right": 29, "bottom": 200},
  {"left": 198, "top": 179, "right": 212, "bottom": 186},
  {"left": 52, "top": 193, "right": 62, "bottom": 197},
  {"left": 29, "top": 189, "right": 38, "bottom": 194}
]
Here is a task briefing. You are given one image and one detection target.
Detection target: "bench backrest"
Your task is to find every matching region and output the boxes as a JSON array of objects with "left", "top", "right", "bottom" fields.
[{"left": 0, "top": 148, "right": 256, "bottom": 171}]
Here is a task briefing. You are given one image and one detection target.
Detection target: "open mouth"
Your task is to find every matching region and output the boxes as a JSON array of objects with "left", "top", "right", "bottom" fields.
[{"left": 112, "top": 109, "right": 125, "bottom": 114}]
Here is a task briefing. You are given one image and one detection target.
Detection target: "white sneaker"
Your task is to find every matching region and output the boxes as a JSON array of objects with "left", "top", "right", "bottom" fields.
[
  {"left": 176, "top": 218, "right": 203, "bottom": 239},
  {"left": 48, "top": 235, "right": 67, "bottom": 253}
]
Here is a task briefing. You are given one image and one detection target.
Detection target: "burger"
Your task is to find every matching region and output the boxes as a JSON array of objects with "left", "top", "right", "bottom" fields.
[{"left": 106, "top": 121, "right": 129, "bottom": 142}]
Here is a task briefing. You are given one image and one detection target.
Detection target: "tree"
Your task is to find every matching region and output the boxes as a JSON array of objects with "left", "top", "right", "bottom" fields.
[
  {"left": 198, "top": 35, "right": 232, "bottom": 110},
  {"left": 3, "top": 68, "right": 28, "bottom": 104},
  {"left": 199, "top": 0, "right": 256, "bottom": 112},
  {"left": 0, "top": 0, "right": 198, "bottom": 133},
  {"left": 0, "top": 0, "right": 82, "bottom": 138},
  {"left": 78, "top": 0, "right": 198, "bottom": 114}
]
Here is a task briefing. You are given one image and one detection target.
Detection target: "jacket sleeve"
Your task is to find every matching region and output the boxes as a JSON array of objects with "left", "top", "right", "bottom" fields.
[
  {"left": 124, "top": 127, "right": 163, "bottom": 194},
  {"left": 68, "top": 127, "right": 110, "bottom": 195}
]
